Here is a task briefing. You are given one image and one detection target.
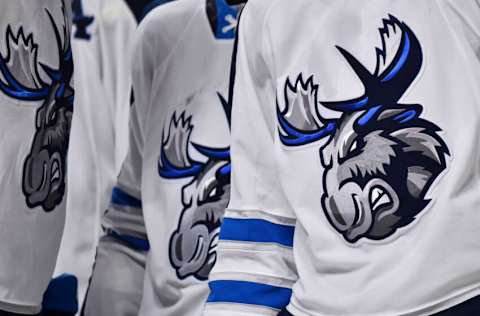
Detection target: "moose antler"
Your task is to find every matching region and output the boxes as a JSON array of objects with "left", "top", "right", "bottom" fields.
[
  {"left": 0, "top": 0, "right": 73, "bottom": 103},
  {"left": 277, "top": 15, "right": 425, "bottom": 147},
  {"left": 321, "top": 15, "right": 423, "bottom": 116},
  {"left": 277, "top": 74, "right": 336, "bottom": 146},
  {"left": 158, "top": 112, "right": 205, "bottom": 179},
  {"left": 0, "top": 26, "right": 49, "bottom": 100},
  {"left": 158, "top": 93, "right": 231, "bottom": 179},
  {"left": 41, "top": 3, "right": 73, "bottom": 88}
]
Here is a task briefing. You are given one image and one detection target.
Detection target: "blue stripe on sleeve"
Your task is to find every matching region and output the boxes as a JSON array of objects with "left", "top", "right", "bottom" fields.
[
  {"left": 107, "top": 230, "right": 150, "bottom": 251},
  {"left": 207, "top": 280, "right": 292, "bottom": 310},
  {"left": 111, "top": 187, "right": 142, "bottom": 208},
  {"left": 219, "top": 218, "right": 295, "bottom": 247}
]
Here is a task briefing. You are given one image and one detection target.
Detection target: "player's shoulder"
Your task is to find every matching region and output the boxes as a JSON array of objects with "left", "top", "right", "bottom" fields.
[
  {"left": 243, "top": 0, "right": 278, "bottom": 12},
  {"left": 140, "top": 0, "right": 202, "bottom": 33},
  {"left": 133, "top": 0, "right": 202, "bottom": 70},
  {"left": 136, "top": 0, "right": 202, "bottom": 56},
  {"left": 241, "top": 0, "right": 279, "bottom": 22},
  {"left": 96, "top": 0, "right": 137, "bottom": 28}
]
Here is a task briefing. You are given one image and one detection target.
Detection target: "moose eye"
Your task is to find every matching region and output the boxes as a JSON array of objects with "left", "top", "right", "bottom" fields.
[
  {"left": 208, "top": 187, "right": 218, "bottom": 199},
  {"left": 348, "top": 139, "right": 358, "bottom": 154},
  {"left": 197, "top": 178, "right": 222, "bottom": 206},
  {"left": 339, "top": 136, "right": 363, "bottom": 162}
]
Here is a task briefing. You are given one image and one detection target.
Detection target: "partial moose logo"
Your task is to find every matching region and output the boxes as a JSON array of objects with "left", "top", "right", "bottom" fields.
[
  {"left": 158, "top": 93, "right": 231, "bottom": 280},
  {"left": 72, "top": 0, "right": 94, "bottom": 40},
  {"left": 277, "top": 15, "right": 450, "bottom": 243},
  {"left": 0, "top": 2, "right": 74, "bottom": 212}
]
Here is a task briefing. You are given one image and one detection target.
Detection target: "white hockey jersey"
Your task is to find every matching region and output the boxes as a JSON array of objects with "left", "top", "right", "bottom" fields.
[
  {"left": 206, "top": 1, "right": 480, "bottom": 315},
  {"left": 103, "top": 0, "right": 239, "bottom": 314},
  {"left": 53, "top": 0, "right": 138, "bottom": 311},
  {"left": 0, "top": 0, "right": 73, "bottom": 314}
]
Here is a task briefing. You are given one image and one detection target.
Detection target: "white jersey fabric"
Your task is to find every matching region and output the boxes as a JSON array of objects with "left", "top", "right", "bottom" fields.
[
  {"left": 206, "top": 1, "right": 480, "bottom": 316},
  {"left": 53, "top": 0, "right": 137, "bottom": 310},
  {"left": 82, "top": 2, "right": 174, "bottom": 316},
  {"left": 0, "top": 1, "right": 73, "bottom": 314},
  {"left": 102, "top": 0, "right": 238, "bottom": 314}
]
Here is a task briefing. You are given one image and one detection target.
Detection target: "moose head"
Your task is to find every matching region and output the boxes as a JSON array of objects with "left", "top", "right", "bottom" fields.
[
  {"left": 277, "top": 15, "right": 449, "bottom": 243},
  {"left": 0, "top": 2, "right": 74, "bottom": 212},
  {"left": 158, "top": 93, "right": 231, "bottom": 280}
]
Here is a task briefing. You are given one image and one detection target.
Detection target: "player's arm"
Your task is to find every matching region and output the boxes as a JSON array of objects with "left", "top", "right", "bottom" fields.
[
  {"left": 101, "top": 96, "right": 148, "bottom": 248},
  {"left": 97, "top": 1, "right": 138, "bottom": 170},
  {"left": 107, "top": 1, "right": 192, "bottom": 240},
  {"left": 82, "top": 95, "right": 149, "bottom": 316},
  {"left": 82, "top": 17, "right": 158, "bottom": 315},
  {"left": 205, "top": 2, "right": 297, "bottom": 315},
  {"left": 101, "top": 8, "right": 160, "bottom": 247}
]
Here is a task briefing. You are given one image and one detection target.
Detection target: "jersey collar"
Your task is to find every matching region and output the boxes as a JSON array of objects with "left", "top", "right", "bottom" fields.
[{"left": 207, "top": 0, "right": 238, "bottom": 39}]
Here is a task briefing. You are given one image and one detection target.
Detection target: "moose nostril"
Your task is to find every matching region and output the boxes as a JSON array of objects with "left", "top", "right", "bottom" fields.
[
  {"left": 174, "top": 234, "right": 183, "bottom": 261},
  {"left": 28, "top": 159, "right": 46, "bottom": 190},
  {"left": 329, "top": 197, "right": 346, "bottom": 226}
]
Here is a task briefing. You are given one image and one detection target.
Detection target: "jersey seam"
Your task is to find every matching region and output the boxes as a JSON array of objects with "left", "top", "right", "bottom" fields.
[{"left": 145, "top": 3, "right": 205, "bottom": 129}]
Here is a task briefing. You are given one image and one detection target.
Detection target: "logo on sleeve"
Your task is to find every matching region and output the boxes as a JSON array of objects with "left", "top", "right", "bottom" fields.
[{"left": 277, "top": 15, "right": 450, "bottom": 243}]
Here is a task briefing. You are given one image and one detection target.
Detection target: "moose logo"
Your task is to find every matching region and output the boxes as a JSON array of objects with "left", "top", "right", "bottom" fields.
[
  {"left": 158, "top": 93, "right": 231, "bottom": 280},
  {"left": 0, "top": 2, "right": 74, "bottom": 212},
  {"left": 277, "top": 15, "right": 450, "bottom": 243}
]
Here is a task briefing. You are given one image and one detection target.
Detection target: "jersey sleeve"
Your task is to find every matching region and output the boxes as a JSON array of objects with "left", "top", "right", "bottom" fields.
[
  {"left": 101, "top": 97, "right": 149, "bottom": 247},
  {"left": 101, "top": 16, "right": 159, "bottom": 248},
  {"left": 102, "top": 0, "right": 186, "bottom": 256},
  {"left": 205, "top": 2, "right": 298, "bottom": 315},
  {"left": 97, "top": 0, "right": 138, "bottom": 172}
]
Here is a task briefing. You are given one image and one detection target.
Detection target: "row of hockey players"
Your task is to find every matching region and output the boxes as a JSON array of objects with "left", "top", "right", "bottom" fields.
[
  {"left": 54, "top": 0, "right": 154, "bottom": 311},
  {"left": 0, "top": 0, "right": 165, "bottom": 314},
  {"left": 81, "top": 0, "right": 480, "bottom": 315},
  {"left": 0, "top": 0, "right": 480, "bottom": 315},
  {"left": 82, "top": 0, "right": 242, "bottom": 314}
]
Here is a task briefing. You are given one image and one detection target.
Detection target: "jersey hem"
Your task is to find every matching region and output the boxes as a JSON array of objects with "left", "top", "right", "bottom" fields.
[
  {"left": 0, "top": 299, "right": 41, "bottom": 315},
  {"left": 287, "top": 283, "right": 480, "bottom": 316},
  {"left": 204, "top": 302, "right": 279, "bottom": 316}
]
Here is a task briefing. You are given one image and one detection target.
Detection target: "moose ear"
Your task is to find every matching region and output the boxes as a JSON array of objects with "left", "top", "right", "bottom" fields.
[
  {"left": 377, "top": 108, "right": 408, "bottom": 121},
  {"left": 406, "top": 166, "right": 433, "bottom": 198},
  {"left": 391, "top": 127, "right": 445, "bottom": 165},
  {"left": 376, "top": 104, "right": 423, "bottom": 124},
  {"left": 355, "top": 104, "right": 423, "bottom": 129},
  {"left": 392, "top": 126, "right": 450, "bottom": 198}
]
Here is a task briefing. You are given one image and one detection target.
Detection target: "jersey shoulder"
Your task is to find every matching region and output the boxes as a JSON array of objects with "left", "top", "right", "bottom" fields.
[
  {"left": 140, "top": 0, "right": 201, "bottom": 35},
  {"left": 99, "top": 0, "right": 137, "bottom": 28},
  {"left": 136, "top": 0, "right": 202, "bottom": 65},
  {"left": 241, "top": 0, "right": 279, "bottom": 23}
]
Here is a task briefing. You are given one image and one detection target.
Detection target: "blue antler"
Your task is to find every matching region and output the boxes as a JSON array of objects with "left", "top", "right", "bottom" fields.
[
  {"left": 277, "top": 15, "right": 425, "bottom": 147},
  {"left": 321, "top": 15, "right": 423, "bottom": 125},
  {"left": 158, "top": 93, "right": 231, "bottom": 180}
]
